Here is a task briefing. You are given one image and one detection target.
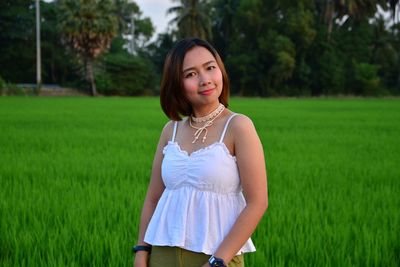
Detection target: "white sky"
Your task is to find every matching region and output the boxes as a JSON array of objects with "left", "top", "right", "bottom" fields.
[{"left": 135, "top": 0, "right": 174, "bottom": 38}]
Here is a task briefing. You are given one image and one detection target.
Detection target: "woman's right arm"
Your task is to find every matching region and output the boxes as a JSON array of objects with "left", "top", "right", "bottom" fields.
[{"left": 134, "top": 121, "right": 173, "bottom": 267}]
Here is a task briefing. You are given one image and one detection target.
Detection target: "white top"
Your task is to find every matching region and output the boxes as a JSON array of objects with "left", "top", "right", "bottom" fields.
[{"left": 144, "top": 114, "right": 256, "bottom": 255}]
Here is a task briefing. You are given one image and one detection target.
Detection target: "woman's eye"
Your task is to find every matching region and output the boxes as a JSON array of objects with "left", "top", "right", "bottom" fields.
[
  {"left": 207, "top": 65, "right": 217, "bottom": 70},
  {"left": 185, "top": 72, "right": 196, "bottom": 78}
]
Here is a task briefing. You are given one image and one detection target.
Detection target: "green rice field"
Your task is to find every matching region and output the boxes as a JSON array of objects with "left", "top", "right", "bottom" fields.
[{"left": 0, "top": 97, "right": 399, "bottom": 266}]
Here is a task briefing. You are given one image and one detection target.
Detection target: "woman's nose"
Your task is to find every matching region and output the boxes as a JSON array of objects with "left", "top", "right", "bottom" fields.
[{"left": 199, "top": 76, "right": 211, "bottom": 86}]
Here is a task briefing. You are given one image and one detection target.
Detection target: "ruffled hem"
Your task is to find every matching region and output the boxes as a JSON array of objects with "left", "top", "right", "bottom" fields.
[{"left": 144, "top": 187, "right": 256, "bottom": 255}]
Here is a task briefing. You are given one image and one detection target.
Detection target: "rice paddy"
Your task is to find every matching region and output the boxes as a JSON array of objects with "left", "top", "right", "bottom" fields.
[{"left": 0, "top": 97, "right": 399, "bottom": 266}]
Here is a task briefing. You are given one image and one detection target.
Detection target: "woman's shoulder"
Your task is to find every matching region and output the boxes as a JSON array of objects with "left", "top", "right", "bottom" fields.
[
  {"left": 159, "top": 120, "right": 177, "bottom": 144},
  {"left": 227, "top": 113, "right": 263, "bottom": 155},
  {"left": 226, "top": 112, "right": 258, "bottom": 140},
  {"left": 229, "top": 113, "right": 255, "bottom": 130},
  {"left": 160, "top": 118, "right": 189, "bottom": 140},
  {"left": 162, "top": 120, "right": 175, "bottom": 130}
]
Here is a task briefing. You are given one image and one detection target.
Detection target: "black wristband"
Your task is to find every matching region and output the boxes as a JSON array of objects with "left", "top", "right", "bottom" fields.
[{"left": 132, "top": 245, "right": 152, "bottom": 254}]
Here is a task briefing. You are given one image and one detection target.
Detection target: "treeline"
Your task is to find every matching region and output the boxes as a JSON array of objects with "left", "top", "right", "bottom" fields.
[
  {"left": 1, "top": 0, "right": 156, "bottom": 96},
  {"left": 1, "top": 0, "right": 399, "bottom": 96}
]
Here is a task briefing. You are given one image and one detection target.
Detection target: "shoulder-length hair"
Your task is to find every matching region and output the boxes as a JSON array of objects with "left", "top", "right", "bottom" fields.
[{"left": 160, "top": 37, "right": 230, "bottom": 121}]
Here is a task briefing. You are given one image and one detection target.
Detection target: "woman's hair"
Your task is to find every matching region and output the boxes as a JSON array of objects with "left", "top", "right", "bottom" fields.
[{"left": 160, "top": 37, "right": 230, "bottom": 121}]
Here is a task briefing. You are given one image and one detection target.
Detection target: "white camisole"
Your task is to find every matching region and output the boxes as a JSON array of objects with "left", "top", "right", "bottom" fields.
[{"left": 144, "top": 114, "right": 256, "bottom": 255}]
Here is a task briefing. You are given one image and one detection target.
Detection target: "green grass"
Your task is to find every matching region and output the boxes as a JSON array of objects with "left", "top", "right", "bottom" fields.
[{"left": 0, "top": 97, "right": 399, "bottom": 266}]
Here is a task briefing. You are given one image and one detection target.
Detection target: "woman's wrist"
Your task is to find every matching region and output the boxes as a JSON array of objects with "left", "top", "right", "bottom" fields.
[
  {"left": 212, "top": 251, "right": 229, "bottom": 265},
  {"left": 132, "top": 245, "right": 152, "bottom": 254},
  {"left": 208, "top": 255, "right": 227, "bottom": 267}
]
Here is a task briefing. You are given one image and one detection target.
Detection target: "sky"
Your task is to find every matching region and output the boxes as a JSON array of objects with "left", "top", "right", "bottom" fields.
[{"left": 135, "top": 0, "right": 175, "bottom": 38}]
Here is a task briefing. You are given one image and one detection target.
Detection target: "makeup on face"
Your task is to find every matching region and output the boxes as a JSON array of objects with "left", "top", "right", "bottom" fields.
[{"left": 182, "top": 46, "right": 223, "bottom": 108}]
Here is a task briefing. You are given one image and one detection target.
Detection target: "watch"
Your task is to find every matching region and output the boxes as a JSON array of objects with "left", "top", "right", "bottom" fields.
[{"left": 208, "top": 255, "right": 227, "bottom": 267}]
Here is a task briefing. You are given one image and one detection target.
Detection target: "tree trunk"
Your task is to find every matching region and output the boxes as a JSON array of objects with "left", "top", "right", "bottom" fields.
[
  {"left": 86, "top": 59, "right": 97, "bottom": 96},
  {"left": 325, "top": 0, "right": 334, "bottom": 41}
]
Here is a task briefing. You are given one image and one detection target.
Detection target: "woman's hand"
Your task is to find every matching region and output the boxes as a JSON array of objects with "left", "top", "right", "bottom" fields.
[
  {"left": 133, "top": 251, "right": 149, "bottom": 267},
  {"left": 201, "top": 263, "right": 209, "bottom": 267}
]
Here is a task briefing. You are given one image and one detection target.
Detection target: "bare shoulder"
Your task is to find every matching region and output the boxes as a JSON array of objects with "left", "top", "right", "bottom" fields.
[
  {"left": 229, "top": 114, "right": 258, "bottom": 137},
  {"left": 159, "top": 120, "right": 176, "bottom": 145},
  {"left": 161, "top": 120, "right": 175, "bottom": 134},
  {"left": 228, "top": 113, "right": 263, "bottom": 156}
]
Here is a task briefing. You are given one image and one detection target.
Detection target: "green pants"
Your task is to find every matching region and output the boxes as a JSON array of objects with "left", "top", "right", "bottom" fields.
[{"left": 149, "top": 246, "right": 244, "bottom": 267}]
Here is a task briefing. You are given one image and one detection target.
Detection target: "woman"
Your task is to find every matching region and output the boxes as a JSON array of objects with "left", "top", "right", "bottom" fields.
[{"left": 133, "top": 38, "right": 268, "bottom": 267}]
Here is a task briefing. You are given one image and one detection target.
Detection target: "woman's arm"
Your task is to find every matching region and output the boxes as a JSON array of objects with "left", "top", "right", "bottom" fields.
[
  {"left": 204, "top": 115, "right": 268, "bottom": 266},
  {"left": 134, "top": 121, "right": 173, "bottom": 267}
]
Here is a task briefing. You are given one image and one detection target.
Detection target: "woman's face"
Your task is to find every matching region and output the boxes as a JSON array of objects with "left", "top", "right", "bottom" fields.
[{"left": 181, "top": 46, "right": 223, "bottom": 107}]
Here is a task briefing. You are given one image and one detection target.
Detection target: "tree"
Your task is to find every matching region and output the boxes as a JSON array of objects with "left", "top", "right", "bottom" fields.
[
  {"left": 40, "top": 1, "right": 79, "bottom": 85},
  {"left": 58, "top": 0, "right": 118, "bottom": 96},
  {"left": 112, "top": 0, "right": 154, "bottom": 51},
  {"left": 167, "top": 0, "right": 212, "bottom": 40},
  {"left": 144, "top": 33, "right": 176, "bottom": 73},
  {"left": 96, "top": 52, "right": 156, "bottom": 95},
  {"left": 224, "top": 0, "right": 266, "bottom": 95},
  {"left": 0, "top": 0, "right": 36, "bottom": 82},
  {"left": 388, "top": 0, "right": 400, "bottom": 24},
  {"left": 318, "top": 0, "right": 381, "bottom": 41},
  {"left": 210, "top": 0, "right": 240, "bottom": 59},
  {"left": 114, "top": 0, "right": 139, "bottom": 35}
]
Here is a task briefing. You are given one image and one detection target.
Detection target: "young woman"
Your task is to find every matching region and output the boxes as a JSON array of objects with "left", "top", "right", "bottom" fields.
[{"left": 133, "top": 38, "right": 268, "bottom": 267}]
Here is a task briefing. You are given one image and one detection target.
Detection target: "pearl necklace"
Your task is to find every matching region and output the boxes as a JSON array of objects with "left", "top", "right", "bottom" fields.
[{"left": 189, "top": 104, "right": 225, "bottom": 143}]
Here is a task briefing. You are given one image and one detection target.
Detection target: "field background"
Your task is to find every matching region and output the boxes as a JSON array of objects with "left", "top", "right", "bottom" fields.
[{"left": 0, "top": 97, "right": 399, "bottom": 266}]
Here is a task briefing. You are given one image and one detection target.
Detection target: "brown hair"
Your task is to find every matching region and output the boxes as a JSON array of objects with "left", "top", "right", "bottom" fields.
[{"left": 160, "top": 38, "right": 230, "bottom": 121}]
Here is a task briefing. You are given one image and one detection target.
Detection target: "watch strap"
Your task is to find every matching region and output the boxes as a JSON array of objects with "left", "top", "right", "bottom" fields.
[
  {"left": 208, "top": 255, "right": 227, "bottom": 267},
  {"left": 132, "top": 245, "right": 152, "bottom": 254}
]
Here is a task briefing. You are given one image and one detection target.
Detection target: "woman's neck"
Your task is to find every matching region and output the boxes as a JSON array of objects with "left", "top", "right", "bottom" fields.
[{"left": 192, "top": 102, "right": 221, "bottom": 118}]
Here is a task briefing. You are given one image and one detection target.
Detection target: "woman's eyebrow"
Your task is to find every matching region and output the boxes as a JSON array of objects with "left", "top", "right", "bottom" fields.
[{"left": 182, "top": 60, "right": 216, "bottom": 73}]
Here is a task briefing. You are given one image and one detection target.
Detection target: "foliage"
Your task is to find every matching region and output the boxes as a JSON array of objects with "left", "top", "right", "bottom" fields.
[
  {"left": 0, "top": 76, "right": 27, "bottom": 96},
  {"left": 96, "top": 51, "right": 157, "bottom": 95},
  {"left": 167, "top": 0, "right": 212, "bottom": 40},
  {"left": 112, "top": 0, "right": 155, "bottom": 51},
  {"left": 0, "top": 75, "right": 5, "bottom": 95},
  {"left": 144, "top": 33, "right": 176, "bottom": 74},
  {"left": 353, "top": 62, "right": 382, "bottom": 95},
  {"left": 0, "top": 75, "right": 5, "bottom": 89},
  {"left": 0, "top": 0, "right": 36, "bottom": 82},
  {"left": 58, "top": 0, "right": 118, "bottom": 95},
  {"left": 0, "top": 84, "right": 27, "bottom": 96},
  {"left": 217, "top": 0, "right": 400, "bottom": 96},
  {"left": 1, "top": 0, "right": 400, "bottom": 96},
  {"left": 316, "top": 47, "right": 346, "bottom": 95},
  {"left": 41, "top": 1, "right": 81, "bottom": 85}
]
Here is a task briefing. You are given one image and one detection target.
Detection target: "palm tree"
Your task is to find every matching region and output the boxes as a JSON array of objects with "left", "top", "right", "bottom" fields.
[
  {"left": 167, "top": 0, "right": 212, "bottom": 40},
  {"left": 322, "top": 0, "right": 380, "bottom": 40},
  {"left": 58, "top": 0, "right": 117, "bottom": 96}
]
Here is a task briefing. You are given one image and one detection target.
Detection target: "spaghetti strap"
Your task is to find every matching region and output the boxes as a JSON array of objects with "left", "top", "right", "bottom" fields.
[
  {"left": 171, "top": 121, "right": 178, "bottom": 142},
  {"left": 219, "top": 114, "right": 238, "bottom": 143}
]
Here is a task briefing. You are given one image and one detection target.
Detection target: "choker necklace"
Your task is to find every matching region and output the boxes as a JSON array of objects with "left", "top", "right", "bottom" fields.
[
  {"left": 189, "top": 103, "right": 225, "bottom": 143},
  {"left": 191, "top": 103, "right": 225, "bottom": 123}
]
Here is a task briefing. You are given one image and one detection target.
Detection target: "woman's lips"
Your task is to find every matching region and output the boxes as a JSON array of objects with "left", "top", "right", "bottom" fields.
[{"left": 199, "top": 88, "right": 214, "bottom": 95}]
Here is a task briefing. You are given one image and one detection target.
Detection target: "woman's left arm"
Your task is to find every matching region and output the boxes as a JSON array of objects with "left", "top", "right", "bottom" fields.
[{"left": 203, "top": 115, "right": 268, "bottom": 266}]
